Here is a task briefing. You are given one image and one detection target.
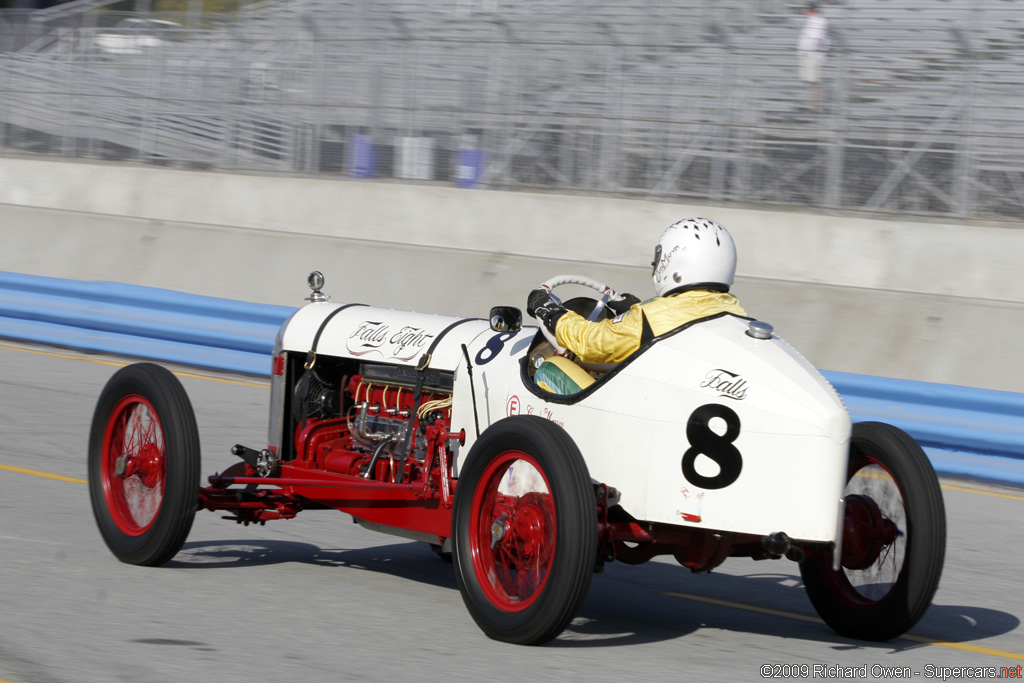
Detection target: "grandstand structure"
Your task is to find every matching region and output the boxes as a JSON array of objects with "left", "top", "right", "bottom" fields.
[{"left": 2, "top": 0, "right": 1023, "bottom": 222}]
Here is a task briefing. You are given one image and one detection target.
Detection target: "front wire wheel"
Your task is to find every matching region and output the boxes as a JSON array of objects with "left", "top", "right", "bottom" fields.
[
  {"left": 88, "top": 363, "right": 200, "bottom": 566},
  {"left": 801, "top": 422, "right": 946, "bottom": 641},
  {"left": 452, "top": 416, "right": 597, "bottom": 645}
]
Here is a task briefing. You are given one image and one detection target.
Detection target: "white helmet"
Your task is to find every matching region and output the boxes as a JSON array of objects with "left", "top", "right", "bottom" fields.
[{"left": 651, "top": 218, "right": 737, "bottom": 297}]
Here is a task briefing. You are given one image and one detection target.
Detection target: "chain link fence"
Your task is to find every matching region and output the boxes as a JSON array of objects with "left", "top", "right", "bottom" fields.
[{"left": 2, "top": 0, "right": 1024, "bottom": 222}]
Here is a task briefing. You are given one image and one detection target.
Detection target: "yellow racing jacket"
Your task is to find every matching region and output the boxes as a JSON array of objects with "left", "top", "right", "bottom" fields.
[{"left": 555, "top": 290, "right": 747, "bottom": 365}]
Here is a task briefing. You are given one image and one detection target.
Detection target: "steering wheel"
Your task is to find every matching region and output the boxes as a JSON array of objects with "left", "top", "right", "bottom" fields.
[{"left": 534, "top": 275, "right": 620, "bottom": 356}]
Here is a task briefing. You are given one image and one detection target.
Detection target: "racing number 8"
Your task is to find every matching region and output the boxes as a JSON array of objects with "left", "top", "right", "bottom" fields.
[
  {"left": 681, "top": 404, "right": 742, "bottom": 490},
  {"left": 475, "top": 332, "right": 516, "bottom": 365}
]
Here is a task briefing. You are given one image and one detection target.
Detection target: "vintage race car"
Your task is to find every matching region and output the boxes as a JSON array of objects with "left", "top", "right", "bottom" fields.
[{"left": 88, "top": 273, "right": 946, "bottom": 645}]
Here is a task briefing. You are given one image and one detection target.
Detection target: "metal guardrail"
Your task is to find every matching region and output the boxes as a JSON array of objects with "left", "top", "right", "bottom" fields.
[
  {"left": 0, "top": 271, "right": 294, "bottom": 376},
  {"left": 3, "top": 0, "right": 1024, "bottom": 222},
  {"left": 828, "top": 371, "right": 1024, "bottom": 487},
  {"left": 827, "top": 374, "right": 1024, "bottom": 491},
  {"left": 828, "top": 370, "right": 1024, "bottom": 458},
  {"left": 1, "top": 270, "right": 1022, "bottom": 485}
]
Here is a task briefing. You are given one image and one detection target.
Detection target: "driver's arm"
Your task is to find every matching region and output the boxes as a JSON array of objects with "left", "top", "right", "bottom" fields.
[
  {"left": 554, "top": 309, "right": 645, "bottom": 364},
  {"left": 527, "top": 288, "right": 645, "bottom": 365},
  {"left": 537, "top": 290, "right": 747, "bottom": 365}
]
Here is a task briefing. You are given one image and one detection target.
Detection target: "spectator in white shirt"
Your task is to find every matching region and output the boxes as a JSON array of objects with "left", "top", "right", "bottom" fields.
[{"left": 798, "top": 3, "right": 829, "bottom": 112}]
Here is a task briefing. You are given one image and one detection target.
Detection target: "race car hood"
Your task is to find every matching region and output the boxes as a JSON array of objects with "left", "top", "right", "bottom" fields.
[{"left": 278, "top": 302, "right": 492, "bottom": 371}]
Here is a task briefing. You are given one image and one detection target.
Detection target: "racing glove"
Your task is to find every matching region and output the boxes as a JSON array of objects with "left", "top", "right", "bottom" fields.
[
  {"left": 607, "top": 292, "right": 641, "bottom": 315},
  {"left": 527, "top": 288, "right": 568, "bottom": 336}
]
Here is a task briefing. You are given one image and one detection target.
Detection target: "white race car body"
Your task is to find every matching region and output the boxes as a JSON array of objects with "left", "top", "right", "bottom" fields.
[
  {"left": 90, "top": 273, "right": 944, "bottom": 646},
  {"left": 276, "top": 301, "right": 850, "bottom": 544}
]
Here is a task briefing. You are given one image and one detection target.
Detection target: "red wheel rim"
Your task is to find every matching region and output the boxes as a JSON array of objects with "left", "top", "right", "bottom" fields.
[
  {"left": 468, "top": 450, "right": 555, "bottom": 612},
  {"left": 822, "top": 454, "right": 907, "bottom": 608},
  {"left": 101, "top": 394, "right": 166, "bottom": 536}
]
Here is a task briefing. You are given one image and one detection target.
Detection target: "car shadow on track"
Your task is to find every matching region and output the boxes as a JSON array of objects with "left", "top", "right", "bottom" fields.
[
  {"left": 167, "top": 537, "right": 459, "bottom": 587},
  {"left": 911, "top": 603, "right": 1021, "bottom": 648},
  {"left": 164, "top": 539, "right": 1019, "bottom": 650},
  {"left": 166, "top": 538, "right": 688, "bottom": 646},
  {"left": 563, "top": 562, "right": 1020, "bottom": 651}
]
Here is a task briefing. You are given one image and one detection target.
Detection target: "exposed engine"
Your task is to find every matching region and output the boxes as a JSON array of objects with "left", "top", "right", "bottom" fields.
[{"left": 290, "top": 359, "right": 457, "bottom": 486}]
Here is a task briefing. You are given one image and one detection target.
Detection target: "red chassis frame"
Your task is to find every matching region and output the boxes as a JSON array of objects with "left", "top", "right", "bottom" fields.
[{"left": 198, "top": 456, "right": 795, "bottom": 573}]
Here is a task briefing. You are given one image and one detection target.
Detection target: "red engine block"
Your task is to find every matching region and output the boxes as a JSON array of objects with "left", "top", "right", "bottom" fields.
[{"left": 292, "top": 373, "right": 453, "bottom": 485}]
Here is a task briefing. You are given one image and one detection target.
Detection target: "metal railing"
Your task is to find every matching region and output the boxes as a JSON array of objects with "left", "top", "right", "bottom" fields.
[{"left": 3, "top": 0, "right": 1024, "bottom": 223}]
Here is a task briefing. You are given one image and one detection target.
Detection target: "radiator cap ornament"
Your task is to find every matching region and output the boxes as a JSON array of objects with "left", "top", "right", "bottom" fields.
[{"left": 306, "top": 271, "right": 329, "bottom": 302}]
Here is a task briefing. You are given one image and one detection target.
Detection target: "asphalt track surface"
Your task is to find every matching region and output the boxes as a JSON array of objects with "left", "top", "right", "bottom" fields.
[{"left": 1, "top": 341, "right": 1022, "bottom": 683}]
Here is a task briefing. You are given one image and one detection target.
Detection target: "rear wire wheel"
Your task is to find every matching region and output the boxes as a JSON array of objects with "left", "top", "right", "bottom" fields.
[
  {"left": 452, "top": 416, "right": 597, "bottom": 645},
  {"left": 801, "top": 421, "right": 946, "bottom": 640},
  {"left": 88, "top": 363, "right": 200, "bottom": 566}
]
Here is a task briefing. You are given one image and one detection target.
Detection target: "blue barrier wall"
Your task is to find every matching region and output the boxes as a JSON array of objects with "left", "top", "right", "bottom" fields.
[
  {"left": 1, "top": 271, "right": 1021, "bottom": 485},
  {"left": 824, "top": 371, "right": 1024, "bottom": 487},
  {"left": 0, "top": 271, "right": 294, "bottom": 376}
]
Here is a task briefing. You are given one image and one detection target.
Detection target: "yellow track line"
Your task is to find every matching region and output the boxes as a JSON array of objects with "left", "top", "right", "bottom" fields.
[
  {"left": 858, "top": 470, "right": 1024, "bottom": 502},
  {"left": 941, "top": 483, "right": 1024, "bottom": 501},
  {"left": 173, "top": 369, "right": 266, "bottom": 389},
  {"left": 0, "top": 343, "right": 127, "bottom": 368},
  {"left": 0, "top": 463, "right": 87, "bottom": 484},
  {"left": 663, "top": 591, "right": 1024, "bottom": 661}
]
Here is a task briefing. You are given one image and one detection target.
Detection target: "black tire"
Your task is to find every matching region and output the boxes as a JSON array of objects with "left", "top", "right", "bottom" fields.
[
  {"left": 800, "top": 421, "right": 946, "bottom": 641},
  {"left": 88, "top": 363, "right": 200, "bottom": 566},
  {"left": 452, "top": 416, "right": 597, "bottom": 645}
]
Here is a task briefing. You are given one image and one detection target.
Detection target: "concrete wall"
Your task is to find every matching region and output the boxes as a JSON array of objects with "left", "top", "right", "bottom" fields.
[{"left": 1, "top": 157, "right": 1022, "bottom": 393}]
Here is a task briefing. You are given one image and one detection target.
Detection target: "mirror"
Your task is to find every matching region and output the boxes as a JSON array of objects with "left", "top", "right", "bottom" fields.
[{"left": 489, "top": 306, "right": 522, "bottom": 333}]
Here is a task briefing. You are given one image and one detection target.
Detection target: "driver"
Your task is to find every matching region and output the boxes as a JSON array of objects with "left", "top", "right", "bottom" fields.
[{"left": 526, "top": 217, "right": 747, "bottom": 394}]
